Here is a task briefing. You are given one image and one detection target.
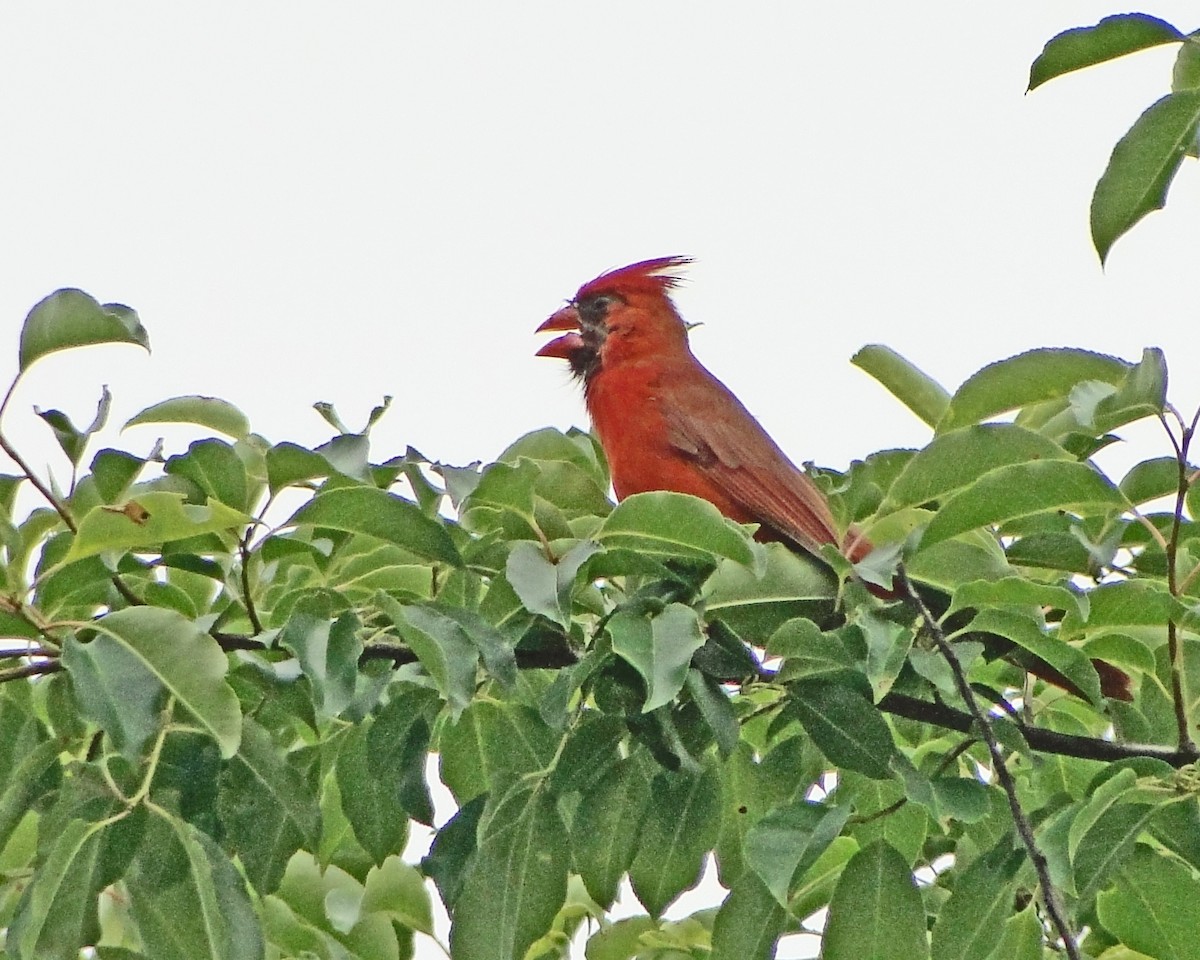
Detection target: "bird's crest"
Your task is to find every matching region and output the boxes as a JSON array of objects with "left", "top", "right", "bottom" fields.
[{"left": 576, "top": 256, "right": 691, "bottom": 301}]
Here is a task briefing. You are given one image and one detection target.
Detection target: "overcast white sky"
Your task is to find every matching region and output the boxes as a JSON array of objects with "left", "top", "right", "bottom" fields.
[{"left": 4, "top": 3, "right": 1200, "bottom": 956}]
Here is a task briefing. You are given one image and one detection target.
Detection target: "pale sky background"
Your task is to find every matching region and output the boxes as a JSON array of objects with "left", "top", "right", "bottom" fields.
[{"left": 4, "top": 3, "right": 1200, "bottom": 958}]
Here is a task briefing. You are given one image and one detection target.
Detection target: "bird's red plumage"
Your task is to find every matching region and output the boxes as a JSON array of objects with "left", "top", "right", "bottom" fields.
[{"left": 535, "top": 257, "right": 1130, "bottom": 700}]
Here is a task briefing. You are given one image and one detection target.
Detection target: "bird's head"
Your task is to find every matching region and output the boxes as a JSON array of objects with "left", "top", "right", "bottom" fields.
[{"left": 536, "top": 256, "right": 692, "bottom": 380}]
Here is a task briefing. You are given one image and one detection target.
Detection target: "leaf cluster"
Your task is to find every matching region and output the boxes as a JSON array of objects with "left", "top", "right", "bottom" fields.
[{"left": 2, "top": 292, "right": 1200, "bottom": 960}]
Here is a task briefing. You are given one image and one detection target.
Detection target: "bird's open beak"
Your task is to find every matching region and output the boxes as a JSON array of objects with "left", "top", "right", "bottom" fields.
[{"left": 535, "top": 305, "right": 584, "bottom": 358}]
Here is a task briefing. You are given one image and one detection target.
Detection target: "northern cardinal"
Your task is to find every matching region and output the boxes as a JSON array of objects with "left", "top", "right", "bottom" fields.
[{"left": 536, "top": 256, "right": 1131, "bottom": 701}]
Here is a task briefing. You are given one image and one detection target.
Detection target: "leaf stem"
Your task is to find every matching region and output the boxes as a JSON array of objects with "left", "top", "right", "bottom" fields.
[{"left": 898, "top": 567, "right": 1080, "bottom": 960}]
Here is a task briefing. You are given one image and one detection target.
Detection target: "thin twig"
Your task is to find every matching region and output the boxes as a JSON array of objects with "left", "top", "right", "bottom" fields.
[
  {"left": 1160, "top": 412, "right": 1196, "bottom": 752},
  {"left": 0, "top": 660, "right": 62, "bottom": 683},
  {"left": 898, "top": 567, "right": 1080, "bottom": 960},
  {"left": 238, "top": 537, "right": 263, "bottom": 635}
]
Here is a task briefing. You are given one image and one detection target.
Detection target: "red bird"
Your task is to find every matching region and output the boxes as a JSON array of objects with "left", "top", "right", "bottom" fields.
[
  {"left": 536, "top": 256, "right": 1131, "bottom": 701},
  {"left": 536, "top": 256, "right": 870, "bottom": 564}
]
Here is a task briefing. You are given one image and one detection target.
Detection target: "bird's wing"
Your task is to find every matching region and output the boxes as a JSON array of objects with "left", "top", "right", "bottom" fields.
[{"left": 660, "top": 370, "right": 845, "bottom": 558}]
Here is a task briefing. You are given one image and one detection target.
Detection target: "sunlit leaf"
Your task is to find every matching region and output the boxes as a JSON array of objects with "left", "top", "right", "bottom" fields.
[
  {"left": 66, "top": 491, "right": 249, "bottom": 564},
  {"left": 1092, "top": 90, "right": 1200, "bottom": 264},
  {"left": 286, "top": 486, "right": 461, "bottom": 566},
  {"left": 852, "top": 345, "right": 950, "bottom": 429},
  {"left": 19, "top": 288, "right": 149, "bottom": 372},
  {"left": 920, "top": 461, "right": 1125, "bottom": 549},
  {"left": 125, "top": 395, "right": 249, "bottom": 439},
  {"left": 1029, "top": 14, "right": 1182, "bottom": 90}
]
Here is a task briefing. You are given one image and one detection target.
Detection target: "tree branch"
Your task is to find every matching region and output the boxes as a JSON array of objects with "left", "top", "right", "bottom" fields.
[
  {"left": 898, "top": 568, "right": 1080, "bottom": 960},
  {"left": 207, "top": 629, "right": 1199, "bottom": 768}
]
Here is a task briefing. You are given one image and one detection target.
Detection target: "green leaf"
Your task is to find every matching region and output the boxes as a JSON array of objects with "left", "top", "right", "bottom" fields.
[
  {"left": 449, "top": 784, "right": 570, "bottom": 960},
  {"left": 938, "top": 348, "right": 1130, "bottom": 433},
  {"left": 919, "top": 461, "right": 1125, "bottom": 550},
  {"left": 969, "top": 607, "right": 1102, "bottom": 703},
  {"left": 89, "top": 449, "right": 145, "bottom": 502},
  {"left": 279, "top": 600, "right": 362, "bottom": 718},
  {"left": 378, "top": 596, "right": 478, "bottom": 716},
  {"left": 990, "top": 905, "right": 1043, "bottom": 960},
  {"left": 1073, "top": 803, "right": 1159, "bottom": 899},
  {"left": 218, "top": 717, "right": 320, "bottom": 895},
  {"left": 19, "top": 288, "right": 149, "bottom": 372},
  {"left": 439, "top": 701, "right": 557, "bottom": 804},
  {"left": 0, "top": 738, "right": 62, "bottom": 855},
  {"left": 930, "top": 844, "right": 1022, "bottom": 960},
  {"left": 35, "top": 407, "right": 86, "bottom": 467},
  {"left": 609, "top": 604, "right": 706, "bottom": 713},
  {"left": 950, "top": 576, "right": 1088, "bottom": 622},
  {"left": 66, "top": 491, "right": 249, "bottom": 564},
  {"left": 704, "top": 542, "right": 837, "bottom": 639},
  {"left": 1061, "top": 580, "right": 1184, "bottom": 636},
  {"left": 125, "top": 812, "right": 263, "bottom": 960},
  {"left": 1121, "top": 456, "right": 1185, "bottom": 505},
  {"left": 335, "top": 722, "right": 411, "bottom": 864},
  {"left": 709, "top": 870, "right": 788, "bottom": 960},
  {"left": 124, "top": 395, "right": 249, "bottom": 439},
  {"left": 360, "top": 856, "right": 434, "bottom": 935},
  {"left": 66, "top": 607, "right": 240, "bottom": 757},
  {"left": 851, "top": 344, "right": 950, "bottom": 428},
  {"left": 823, "top": 840, "right": 929, "bottom": 960},
  {"left": 1175, "top": 36, "right": 1200, "bottom": 93},
  {"left": 685, "top": 669, "right": 740, "bottom": 758},
  {"left": 789, "top": 680, "right": 896, "bottom": 779},
  {"left": 265, "top": 442, "right": 333, "bottom": 493},
  {"left": 744, "top": 800, "right": 852, "bottom": 906},
  {"left": 422, "top": 795, "right": 485, "bottom": 913},
  {"left": 366, "top": 687, "right": 437, "bottom": 826},
  {"left": 286, "top": 486, "right": 461, "bottom": 566},
  {"left": 884, "top": 425, "right": 1072, "bottom": 511},
  {"left": 62, "top": 630, "right": 165, "bottom": 760},
  {"left": 7, "top": 817, "right": 110, "bottom": 960},
  {"left": 1087, "top": 348, "right": 1168, "bottom": 432},
  {"left": 1029, "top": 14, "right": 1182, "bottom": 90},
  {"left": 164, "top": 439, "right": 249, "bottom": 511},
  {"left": 1097, "top": 844, "right": 1200, "bottom": 960},
  {"left": 595, "top": 491, "right": 756, "bottom": 567},
  {"left": 505, "top": 539, "right": 602, "bottom": 627},
  {"left": 571, "top": 756, "right": 653, "bottom": 908},
  {"left": 1092, "top": 90, "right": 1200, "bottom": 264},
  {"left": 629, "top": 764, "right": 722, "bottom": 917}
]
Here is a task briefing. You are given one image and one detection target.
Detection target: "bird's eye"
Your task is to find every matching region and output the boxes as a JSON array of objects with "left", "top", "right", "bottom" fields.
[{"left": 578, "top": 294, "right": 616, "bottom": 326}]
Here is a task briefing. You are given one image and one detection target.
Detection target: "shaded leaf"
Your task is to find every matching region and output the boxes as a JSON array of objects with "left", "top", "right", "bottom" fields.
[
  {"left": 1096, "top": 844, "right": 1200, "bottom": 960},
  {"left": 629, "top": 764, "right": 722, "bottom": 917},
  {"left": 572, "top": 756, "right": 653, "bottom": 908},
  {"left": 790, "top": 680, "right": 895, "bottom": 778},
  {"left": 822, "top": 840, "right": 930, "bottom": 960},
  {"left": 449, "top": 784, "right": 570, "bottom": 960},
  {"left": 125, "top": 812, "right": 263, "bottom": 960},
  {"left": 66, "top": 607, "right": 240, "bottom": 758},
  {"left": 218, "top": 718, "right": 320, "bottom": 895},
  {"left": 609, "top": 604, "right": 706, "bottom": 713}
]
